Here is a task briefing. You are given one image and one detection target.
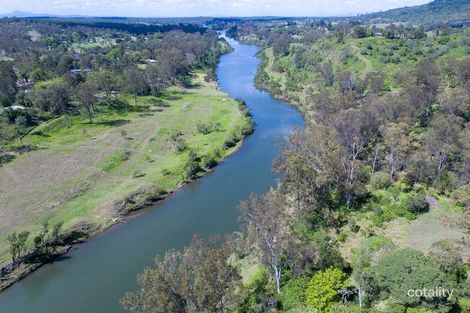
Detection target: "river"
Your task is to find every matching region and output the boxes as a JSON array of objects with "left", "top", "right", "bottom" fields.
[{"left": 0, "top": 37, "right": 304, "bottom": 313}]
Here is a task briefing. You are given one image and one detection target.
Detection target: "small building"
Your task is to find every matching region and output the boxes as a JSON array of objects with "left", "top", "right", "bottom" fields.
[
  {"left": 0, "top": 105, "right": 26, "bottom": 114},
  {"left": 68, "top": 68, "right": 92, "bottom": 75}
]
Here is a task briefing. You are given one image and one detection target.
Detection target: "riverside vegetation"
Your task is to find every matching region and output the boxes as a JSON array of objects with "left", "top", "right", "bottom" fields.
[
  {"left": 122, "top": 1, "right": 470, "bottom": 312},
  {"left": 0, "top": 19, "right": 253, "bottom": 289}
]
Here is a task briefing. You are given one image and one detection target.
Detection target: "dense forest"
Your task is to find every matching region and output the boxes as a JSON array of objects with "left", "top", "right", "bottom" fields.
[{"left": 122, "top": 5, "right": 470, "bottom": 313}]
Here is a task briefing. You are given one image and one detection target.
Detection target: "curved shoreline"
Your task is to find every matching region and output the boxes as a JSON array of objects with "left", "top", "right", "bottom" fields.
[
  {"left": 0, "top": 84, "right": 253, "bottom": 293},
  {"left": 0, "top": 37, "right": 303, "bottom": 313}
]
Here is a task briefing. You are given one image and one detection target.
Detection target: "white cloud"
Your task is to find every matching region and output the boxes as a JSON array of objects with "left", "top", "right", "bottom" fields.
[{"left": 0, "top": 0, "right": 432, "bottom": 17}]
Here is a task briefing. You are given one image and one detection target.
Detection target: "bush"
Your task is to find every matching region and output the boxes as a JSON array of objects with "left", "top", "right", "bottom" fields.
[
  {"left": 453, "top": 184, "right": 470, "bottom": 209},
  {"left": 408, "top": 194, "right": 430, "bottom": 214},
  {"left": 224, "top": 132, "right": 241, "bottom": 148},
  {"left": 305, "top": 268, "right": 348, "bottom": 313},
  {"left": 239, "top": 266, "right": 277, "bottom": 313},
  {"left": 337, "top": 232, "right": 347, "bottom": 243},
  {"left": 459, "top": 297, "right": 470, "bottom": 313},
  {"left": 370, "top": 171, "right": 391, "bottom": 190},
  {"left": 196, "top": 123, "right": 213, "bottom": 135},
  {"left": 368, "top": 186, "right": 418, "bottom": 226},
  {"left": 202, "top": 154, "right": 218, "bottom": 169},
  {"left": 278, "top": 277, "right": 309, "bottom": 311},
  {"left": 460, "top": 209, "right": 470, "bottom": 233}
]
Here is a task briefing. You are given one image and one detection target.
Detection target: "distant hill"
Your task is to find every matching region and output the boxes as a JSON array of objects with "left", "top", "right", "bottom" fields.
[
  {"left": 360, "top": 0, "right": 470, "bottom": 26},
  {"left": 0, "top": 11, "right": 57, "bottom": 17}
]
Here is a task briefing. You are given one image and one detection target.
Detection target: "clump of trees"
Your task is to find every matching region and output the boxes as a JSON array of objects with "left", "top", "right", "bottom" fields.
[
  {"left": 6, "top": 220, "right": 66, "bottom": 268},
  {"left": 121, "top": 235, "right": 241, "bottom": 313}
]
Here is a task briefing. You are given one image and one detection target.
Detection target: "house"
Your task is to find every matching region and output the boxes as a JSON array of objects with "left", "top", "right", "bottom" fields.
[
  {"left": 68, "top": 68, "right": 92, "bottom": 75},
  {"left": 0, "top": 105, "right": 26, "bottom": 114}
]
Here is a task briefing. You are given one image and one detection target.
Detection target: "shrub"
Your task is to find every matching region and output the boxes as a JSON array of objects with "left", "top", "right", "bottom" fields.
[
  {"left": 461, "top": 209, "right": 470, "bottom": 234},
  {"left": 132, "top": 169, "right": 145, "bottom": 178},
  {"left": 459, "top": 297, "right": 470, "bottom": 313},
  {"left": 239, "top": 266, "right": 278, "bottom": 313},
  {"left": 453, "top": 184, "right": 470, "bottom": 209},
  {"left": 202, "top": 154, "right": 218, "bottom": 169},
  {"left": 279, "top": 277, "right": 309, "bottom": 311},
  {"left": 408, "top": 194, "right": 430, "bottom": 214},
  {"left": 370, "top": 171, "right": 391, "bottom": 190},
  {"left": 337, "top": 232, "right": 347, "bottom": 243},
  {"left": 196, "top": 123, "right": 213, "bottom": 135},
  {"left": 224, "top": 132, "right": 241, "bottom": 148},
  {"left": 305, "top": 268, "right": 348, "bottom": 313}
]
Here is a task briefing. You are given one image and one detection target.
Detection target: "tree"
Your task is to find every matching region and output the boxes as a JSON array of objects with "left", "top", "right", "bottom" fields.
[
  {"left": 145, "top": 64, "right": 168, "bottom": 96},
  {"left": 425, "top": 115, "right": 463, "bottom": 179},
  {"left": 383, "top": 123, "right": 412, "bottom": 179},
  {"left": 88, "top": 69, "right": 118, "bottom": 100},
  {"left": 272, "top": 33, "right": 292, "bottom": 57},
  {"left": 366, "top": 71, "right": 386, "bottom": 94},
  {"left": 123, "top": 66, "right": 149, "bottom": 103},
  {"left": 370, "top": 249, "right": 454, "bottom": 310},
  {"left": 332, "top": 109, "right": 372, "bottom": 206},
  {"left": 7, "top": 231, "right": 30, "bottom": 265},
  {"left": 32, "top": 83, "right": 71, "bottom": 119},
  {"left": 401, "top": 59, "right": 441, "bottom": 124},
  {"left": 183, "top": 149, "right": 201, "bottom": 180},
  {"left": 121, "top": 235, "right": 240, "bottom": 313},
  {"left": 438, "top": 87, "right": 470, "bottom": 118},
  {"left": 336, "top": 69, "right": 356, "bottom": 95},
  {"left": 305, "top": 268, "right": 348, "bottom": 313},
  {"left": 273, "top": 126, "right": 342, "bottom": 220},
  {"left": 0, "top": 61, "right": 18, "bottom": 106},
  {"left": 74, "top": 82, "right": 97, "bottom": 124},
  {"left": 239, "top": 191, "right": 292, "bottom": 293}
]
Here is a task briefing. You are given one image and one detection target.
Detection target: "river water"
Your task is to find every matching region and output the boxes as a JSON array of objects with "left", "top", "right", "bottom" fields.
[{"left": 0, "top": 37, "right": 303, "bottom": 313}]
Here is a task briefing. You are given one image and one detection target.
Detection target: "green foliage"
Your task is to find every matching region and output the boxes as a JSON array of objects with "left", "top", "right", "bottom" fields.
[
  {"left": 367, "top": 184, "right": 425, "bottom": 226},
  {"left": 369, "top": 249, "right": 456, "bottom": 309},
  {"left": 351, "top": 236, "right": 396, "bottom": 269},
  {"left": 452, "top": 184, "right": 470, "bottom": 209},
  {"left": 337, "top": 232, "right": 347, "bottom": 243},
  {"left": 363, "top": 0, "right": 470, "bottom": 26},
  {"left": 238, "top": 266, "right": 278, "bottom": 313},
  {"left": 278, "top": 277, "right": 309, "bottom": 310},
  {"left": 196, "top": 122, "right": 216, "bottom": 135},
  {"left": 458, "top": 297, "right": 470, "bottom": 313},
  {"left": 183, "top": 149, "right": 201, "bottom": 180},
  {"left": 408, "top": 194, "right": 430, "bottom": 214},
  {"left": 7, "top": 231, "right": 30, "bottom": 264},
  {"left": 305, "top": 268, "right": 348, "bottom": 313},
  {"left": 370, "top": 171, "right": 392, "bottom": 190}
]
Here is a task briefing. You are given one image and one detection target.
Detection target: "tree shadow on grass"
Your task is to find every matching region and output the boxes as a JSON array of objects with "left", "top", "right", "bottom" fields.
[
  {"left": 30, "top": 131, "right": 51, "bottom": 138},
  {"left": 161, "top": 90, "right": 187, "bottom": 101},
  {"left": 98, "top": 119, "right": 131, "bottom": 127},
  {"left": 0, "top": 153, "right": 15, "bottom": 166}
]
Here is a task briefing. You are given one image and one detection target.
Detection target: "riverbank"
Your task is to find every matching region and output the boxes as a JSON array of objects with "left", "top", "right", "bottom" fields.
[{"left": 0, "top": 73, "right": 253, "bottom": 291}]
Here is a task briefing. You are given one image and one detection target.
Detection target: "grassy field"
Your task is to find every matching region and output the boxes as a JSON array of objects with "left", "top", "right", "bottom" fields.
[
  {"left": 0, "top": 73, "right": 251, "bottom": 265},
  {"left": 338, "top": 186, "right": 468, "bottom": 265}
]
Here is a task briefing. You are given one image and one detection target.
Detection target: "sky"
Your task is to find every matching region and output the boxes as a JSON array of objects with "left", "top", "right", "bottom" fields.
[{"left": 0, "top": 0, "right": 432, "bottom": 17}]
